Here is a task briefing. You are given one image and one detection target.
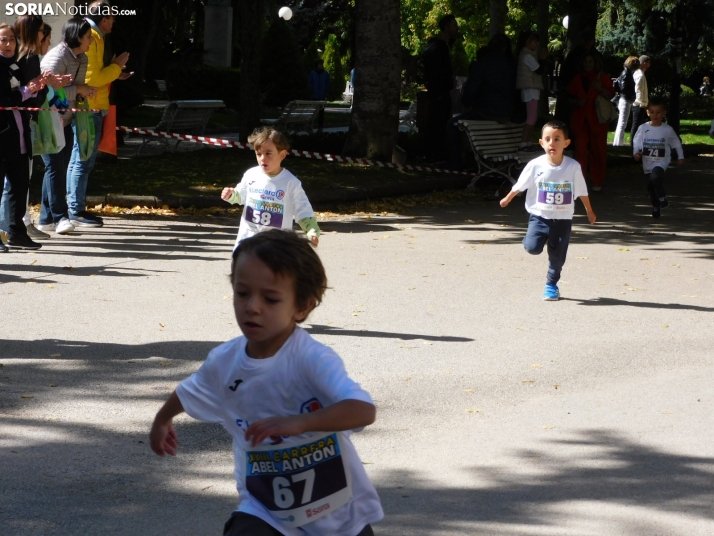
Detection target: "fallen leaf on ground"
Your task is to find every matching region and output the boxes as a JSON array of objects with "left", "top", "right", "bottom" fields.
[
  {"left": 160, "top": 361, "right": 172, "bottom": 366},
  {"left": 159, "top": 323, "right": 166, "bottom": 328},
  {"left": 45, "top": 285, "right": 55, "bottom": 289},
  {"left": 618, "top": 248, "right": 630, "bottom": 252},
  {"left": 62, "top": 266, "right": 76, "bottom": 271},
  {"left": 521, "top": 379, "right": 536, "bottom": 384},
  {"left": 21, "top": 394, "right": 34, "bottom": 399},
  {"left": 553, "top": 384, "right": 560, "bottom": 389},
  {"left": 465, "top": 408, "right": 482, "bottom": 413},
  {"left": 49, "top": 353, "right": 61, "bottom": 357},
  {"left": 577, "top": 256, "right": 588, "bottom": 259},
  {"left": 662, "top": 324, "right": 669, "bottom": 328},
  {"left": 531, "top": 363, "right": 543, "bottom": 368},
  {"left": 30, "top": 259, "right": 37, "bottom": 265},
  {"left": 543, "top": 425, "right": 555, "bottom": 430},
  {"left": 49, "top": 384, "right": 57, "bottom": 387},
  {"left": 463, "top": 389, "right": 475, "bottom": 393}
]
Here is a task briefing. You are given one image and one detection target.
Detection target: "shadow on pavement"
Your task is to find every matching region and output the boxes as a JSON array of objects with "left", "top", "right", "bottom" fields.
[
  {"left": 306, "top": 324, "right": 473, "bottom": 342},
  {"left": 561, "top": 296, "right": 714, "bottom": 312},
  {"left": 374, "top": 429, "right": 714, "bottom": 534}
]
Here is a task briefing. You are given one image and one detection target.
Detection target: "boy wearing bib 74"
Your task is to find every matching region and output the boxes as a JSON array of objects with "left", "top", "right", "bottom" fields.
[
  {"left": 500, "top": 121, "right": 597, "bottom": 300},
  {"left": 150, "top": 230, "right": 382, "bottom": 535},
  {"left": 222, "top": 127, "right": 320, "bottom": 249}
]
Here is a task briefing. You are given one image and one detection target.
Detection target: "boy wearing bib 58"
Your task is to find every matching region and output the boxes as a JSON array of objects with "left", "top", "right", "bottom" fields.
[
  {"left": 500, "top": 120, "right": 597, "bottom": 300},
  {"left": 222, "top": 127, "right": 320, "bottom": 250},
  {"left": 150, "top": 230, "right": 382, "bottom": 535}
]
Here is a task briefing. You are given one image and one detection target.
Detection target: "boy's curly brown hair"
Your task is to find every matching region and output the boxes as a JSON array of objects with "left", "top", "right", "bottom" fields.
[
  {"left": 247, "top": 127, "right": 291, "bottom": 153},
  {"left": 231, "top": 230, "right": 327, "bottom": 321}
]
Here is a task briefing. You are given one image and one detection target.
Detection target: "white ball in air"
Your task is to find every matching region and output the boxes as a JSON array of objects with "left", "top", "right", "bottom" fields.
[{"left": 279, "top": 7, "right": 293, "bottom": 20}]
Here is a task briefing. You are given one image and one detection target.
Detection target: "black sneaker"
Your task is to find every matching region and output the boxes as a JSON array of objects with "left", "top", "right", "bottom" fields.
[
  {"left": 70, "top": 211, "right": 103, "bottom": 227},
  {"left": 0, "top": 239, "right": 7, "bottom": 253},
  {"left": 652, "top": 207, "right": 661, "bottom": 219},
  {"left": 7, "top": 235, "right": 42, "bottom": 250},
  {"left": 659, "top": 197, "right": 669, "bottom": 208}
]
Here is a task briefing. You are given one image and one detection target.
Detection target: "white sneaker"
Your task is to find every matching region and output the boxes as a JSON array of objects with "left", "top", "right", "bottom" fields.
[
  {"left": 56, "top": 218, "right": 75, "bottom": 235},
  {"left": 36, "top": 222, "right": 55, "bottom": 232}
]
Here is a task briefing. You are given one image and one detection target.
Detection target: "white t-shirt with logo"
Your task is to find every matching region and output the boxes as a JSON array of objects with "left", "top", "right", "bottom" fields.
[
  {"left": 234, "top": 167, "right": 316, "bottom": 248},
  {"left": 176, "top": 327, "right": 384, "bottom": 535},
  {"left": 633, "top": 122, "right": 684, "bottom": 174},
  {"left": 512, "top": 155, "right": 589, "bottom": 219}
]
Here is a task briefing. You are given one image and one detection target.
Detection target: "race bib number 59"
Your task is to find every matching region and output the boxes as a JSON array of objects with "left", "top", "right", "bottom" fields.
[
  {"left": 537, "top": 182, "right": 572, "bottom": 207},
  {"left": 244, "top": 433, "right": 353, "bottom": 527}
]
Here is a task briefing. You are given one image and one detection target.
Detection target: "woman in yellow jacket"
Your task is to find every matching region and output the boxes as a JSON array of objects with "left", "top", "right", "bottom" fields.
[{"left": 66, "top": 1, "right": 129, "bottom": 227}]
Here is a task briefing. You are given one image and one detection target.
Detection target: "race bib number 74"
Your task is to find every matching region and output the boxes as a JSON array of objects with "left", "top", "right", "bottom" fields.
[{"left": 244, "top": 433, "right": 353, "bottom": 527}]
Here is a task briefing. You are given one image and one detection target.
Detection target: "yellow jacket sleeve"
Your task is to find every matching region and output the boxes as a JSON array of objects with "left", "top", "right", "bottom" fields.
[{"left": 85, "top": 30, "right": 121, "bottom": 109}]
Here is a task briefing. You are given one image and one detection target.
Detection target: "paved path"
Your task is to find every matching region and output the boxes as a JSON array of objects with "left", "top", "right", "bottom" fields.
[{"left": 2, "top": 161, "right": 714, "bottom": 535}]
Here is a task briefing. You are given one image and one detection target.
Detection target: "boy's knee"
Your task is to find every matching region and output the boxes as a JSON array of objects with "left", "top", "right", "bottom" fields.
[{"left": 523, "top": 240, "right": 543, "bottom": 255}]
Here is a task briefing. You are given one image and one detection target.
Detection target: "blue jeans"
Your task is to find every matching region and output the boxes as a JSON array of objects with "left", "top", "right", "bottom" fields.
[
  {"left": 523, "top": 214, "right": 572, "bottom": 285},
  {"left": 0, "top": 177, "right": 9, "bottom": 232},
  {"left": 66, "top": 111, "right": 104, "bottom": 216},
  {"left": 40, "top": 124, "right": 74, "bottom": 225}
]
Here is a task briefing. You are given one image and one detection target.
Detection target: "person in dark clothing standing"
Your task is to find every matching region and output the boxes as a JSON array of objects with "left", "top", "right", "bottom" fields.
[
  {"left": 422, "top": 14, "right": 458, "bottom": 160},
  {"left": 447, "top": 34, "right": 516, "bottom": 170},
  {"left": 612, "top": 56, "right": 639, "bottom": 146},
  {"left": 308, "top": 58, "right": 330, "bottom": 132},
  {"left": 555, "top": 29, "right": 602, "bottom": 123}
]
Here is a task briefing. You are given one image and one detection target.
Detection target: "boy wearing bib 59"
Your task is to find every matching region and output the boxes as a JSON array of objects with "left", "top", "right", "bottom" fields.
[
  {"left": 222, "top": 127, "right": 320, "bottom": 250},
  {"left": 500, "top": 120, "right": 597, "bottom": 300},
  {"left": 150, "top": 230, "right": 382, "bottom": 535}
]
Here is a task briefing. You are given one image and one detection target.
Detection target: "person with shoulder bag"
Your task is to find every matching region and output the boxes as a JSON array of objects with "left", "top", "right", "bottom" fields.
[
  {"left": 37, "top": 17, "right": 97, "bottom": 235},
  {"left": 613, "top": 56, "right": 639, "bottom": 146}
]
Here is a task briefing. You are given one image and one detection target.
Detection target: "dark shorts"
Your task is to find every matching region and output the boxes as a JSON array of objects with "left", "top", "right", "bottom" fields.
[{"left": 223, "top": 512, "right": 375, "bottom": 536}]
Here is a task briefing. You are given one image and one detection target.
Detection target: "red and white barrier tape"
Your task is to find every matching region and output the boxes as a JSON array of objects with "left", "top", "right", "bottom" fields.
[{"left": 118, "top": 125, "right": 474, "bottom": 177}]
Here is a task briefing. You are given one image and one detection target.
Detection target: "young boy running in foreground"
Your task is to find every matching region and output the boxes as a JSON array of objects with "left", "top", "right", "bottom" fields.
[
  {"left": 500, "top": 120, "right": 597, "bottom": 300},
  {"left": 150, "top": 230, "right": 382, "bottom": 535},
  {"left": 633, "top": 97, "right": 684, "bottom": 219},
  {"left": 222, "top": 127, "right": 320, "bottom": 249}
]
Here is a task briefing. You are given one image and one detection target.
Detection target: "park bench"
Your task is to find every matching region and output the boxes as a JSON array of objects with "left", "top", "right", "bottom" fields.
[
  {"left": 135, "top": 99, "right": 225, "bottom": 154},
  {"left": 399, "top": 102, "right": 417, "bottom": 132},
  {"left": 457, "top": 119, "right": 542, "bottom": 191},
  {"left": 263, "top": 100, "right": 326, "bottom": 135}
]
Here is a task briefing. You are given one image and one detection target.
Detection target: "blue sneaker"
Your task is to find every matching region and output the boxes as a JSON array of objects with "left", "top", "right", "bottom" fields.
[
  {"left": 543, "top": 283, "right": 560, "bottom": 301},
  {"left": 70, "top": 211, "right": 103, "bottom": 228}
]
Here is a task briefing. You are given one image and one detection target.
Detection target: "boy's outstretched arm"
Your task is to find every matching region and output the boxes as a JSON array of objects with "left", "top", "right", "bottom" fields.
[
  {"left": 150, "top": 391, "right": 185, "bottom": 456},
  {"left": 245, "top": 399, "right": 376, "bottom": 446},
  {"left": 221, "top": 187, "right": 242, "bottom": 204},
  {"left": 580, "top": 195, "right": 597, "bottom": 224},
  {"left": 500, "top": 189, "right": 520, "bottom": 208}
]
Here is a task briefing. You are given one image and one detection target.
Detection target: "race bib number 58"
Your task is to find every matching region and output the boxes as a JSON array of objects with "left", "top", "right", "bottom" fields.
[
  {"left": 245, "top": 199, "right": 285, "bottom": 228},
  {"left": 244, "top": 433, "right": 353, "bottom": 527}
]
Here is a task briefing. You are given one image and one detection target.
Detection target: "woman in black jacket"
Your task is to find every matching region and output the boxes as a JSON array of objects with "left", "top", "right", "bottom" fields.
[
  {"left": 0, "top": 22, "right": 46, "bottom": 250},
  {"left": 613, "top": 56, "right": 639, "bottom": 146}
]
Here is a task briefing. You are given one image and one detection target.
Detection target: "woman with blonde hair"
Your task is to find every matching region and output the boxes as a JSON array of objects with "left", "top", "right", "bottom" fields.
[{"left": 612, "top": 56, "right": 639, "bottom": 146}]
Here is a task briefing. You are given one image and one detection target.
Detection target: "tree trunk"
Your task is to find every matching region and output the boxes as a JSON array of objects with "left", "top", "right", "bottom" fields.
[
  {"left": 137, "top": 0, "right": 164, "bottom": 82},
  {"left": 238, "top": 0, "right": 262, "bottom": 142},
  {"left": 489, "top": 0, "right": 508, "bottom": 38},
  {"left": 537, "top": 0, "right": 550, "bottom": 116},
  {"left": 567, "top": 0, "right": 598, "bottom": 50},
  {"left": 342, "top": 0, "right": 400, "bottom": 160}
]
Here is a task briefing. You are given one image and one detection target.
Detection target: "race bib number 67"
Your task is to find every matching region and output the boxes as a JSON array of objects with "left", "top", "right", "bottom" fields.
[{"left": 244, "top": 433, "right": 353, "bottom": 527}]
